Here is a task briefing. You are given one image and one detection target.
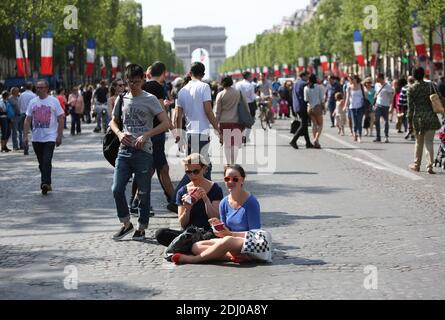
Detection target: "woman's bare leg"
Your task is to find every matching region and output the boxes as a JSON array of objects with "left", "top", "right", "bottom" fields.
[{"left": 178, "top": 237, "right": 245, "bottom": 264}]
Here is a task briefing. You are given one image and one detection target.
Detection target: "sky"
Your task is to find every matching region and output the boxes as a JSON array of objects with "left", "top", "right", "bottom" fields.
[{"left": 137, "top": 0, "right": 310, "bottom": 57}]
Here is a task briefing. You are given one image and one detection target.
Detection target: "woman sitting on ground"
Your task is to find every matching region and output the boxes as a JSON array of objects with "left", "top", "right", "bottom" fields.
[
  {"left": 171, "top": 164, "right": 272, "bottom": 265},
  {"left": 155, "top": 153, "right": 223, "bottom": 246}
]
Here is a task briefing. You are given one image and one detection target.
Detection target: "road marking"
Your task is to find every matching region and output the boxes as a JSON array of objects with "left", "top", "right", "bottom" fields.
[
  {"left": 324, "top": 134, "right": 423, "bottom": 181},
  {"left": 279, "top": 132, "right": 423, "bottom": 181},
  {"left": 324, "top": 148, "right": 389, "bottom": 171}
]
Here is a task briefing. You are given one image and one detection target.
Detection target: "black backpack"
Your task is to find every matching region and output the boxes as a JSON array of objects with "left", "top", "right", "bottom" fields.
[{"left": 103, "top": 93, "right": 126, "bottom": 167}]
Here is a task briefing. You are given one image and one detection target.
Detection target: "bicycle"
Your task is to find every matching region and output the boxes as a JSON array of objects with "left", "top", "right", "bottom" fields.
[{"left": 258, "top": 97, "right": 273, "bottom": 130}]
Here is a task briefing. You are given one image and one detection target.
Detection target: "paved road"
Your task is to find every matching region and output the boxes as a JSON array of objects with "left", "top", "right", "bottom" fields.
[{"left": 0, "top": 116, "right": 444, "bottom": 300}]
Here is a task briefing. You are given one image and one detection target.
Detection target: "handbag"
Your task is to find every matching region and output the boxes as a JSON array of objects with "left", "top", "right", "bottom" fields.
[
  {"left": 290, "top": 117, "right": 301, "bottom": 134},
  {"left": 237, "top": 91, "right": 255, "bottom": 128},
  {"left": 164, "top": 226, "right": 209, "bottom": 260},
  {"left": 360, "top": 84, "right": 371, "bottom": 112},
  {"left": 103, "top": 93, "right": 125, "bottom": 167},
  {"left": 429, "top": 83, "right": 445, "bottom": 114}
]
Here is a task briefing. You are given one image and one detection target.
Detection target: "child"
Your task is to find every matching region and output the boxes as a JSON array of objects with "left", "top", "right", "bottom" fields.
[
  {"left": 271, "top": 92, "right": 280, "bottom": 119},
  {"left": 333, "top": 92, "right": 346, "bottom": 136},
  {"left": 279, "top": 98, "right": 289, "bottom": 120}
]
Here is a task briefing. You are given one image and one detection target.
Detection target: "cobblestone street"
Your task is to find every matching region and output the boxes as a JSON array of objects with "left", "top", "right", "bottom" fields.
[{"left": 1, "top": 120, "right": 445, "bottom": 299}]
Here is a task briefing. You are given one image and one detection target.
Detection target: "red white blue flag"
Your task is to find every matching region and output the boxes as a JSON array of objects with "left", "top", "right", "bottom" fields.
[
  {"left": 111, "top": 53, "right": 118, "bottom": 79},
  {"left": 298, "top": 57, "right": 305, "bottom": 72},
  {"left": 274, "top": 64, "right": 280, "bottom": 76},
  {"left": 100, "top": 56, "right": 106, "bottom": 79},
  {"left": 40, "top": 30, "right": 53, "bottom": 76},
  {"left": 353, "top": 30, "right": 365, "bottom": 67},
  {"left": 432, "top": 27, "right": 443, "bottom": 64},
  {"left": 283, "top": 64, "right": 289, "bottom": 75},
  {"left": 15, "top": 29, "right": 29, "bottom": 77},
  {"left": 86, "top": 38, "right": 95, "bottom": 77},
  {"left": 320, "top": 55, "right": 329, "bottom": 72}
]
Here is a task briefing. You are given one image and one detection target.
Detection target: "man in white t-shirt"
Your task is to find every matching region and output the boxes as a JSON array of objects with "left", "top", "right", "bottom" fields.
[
  {"left": 373, "top": 73, "right": 394, "bottom": 143},
  {"left": 235, "top": 71, "right": 257, "bottom": 143},
  {"left": 23, "top": 80, "right": 64, "bottom": 195},
  {"left": 172, "top": 62, "right": 219, "bottom": 202}
]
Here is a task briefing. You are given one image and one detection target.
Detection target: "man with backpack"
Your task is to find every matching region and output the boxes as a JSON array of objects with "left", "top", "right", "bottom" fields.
[{"left": 109, "top": 64, "right": 170, "bottom": 241}]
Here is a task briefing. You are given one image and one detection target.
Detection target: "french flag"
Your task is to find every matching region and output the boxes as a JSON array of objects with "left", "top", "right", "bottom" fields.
[
  {"left": 371, "top": 41, "right": 379, "bottom": 68},
  {"left": 274, "top": 64, "right": 280, "bottom": 77},
  {"left": 320, "top": 55, "right": 329, "bottom": 72},
  {"left": 86, "top": 38, "right": 95, "bottom": 77},
  {"left": 111, "top": 53, "right": 118, "bottom": 79},
  {"left": 15, "top": 29, "right": 29, "bottom": 77},
  {"left": 353, "top": 31, "right": 365, "bottom": 67},
  {"left": 432, "top": 27, "right": 443, "bottom": 64},
  {"left": 40, "top": 30, "right": 53, "bottom": 76},
  {"left": 298, "top": 57, "right": 305, "bottom": 72},
  {"left": 283, "top": 64, "right": 289, "bottom": 75},
  {"left": 100, "top": 56, "right": 107, "bottom": 79}
]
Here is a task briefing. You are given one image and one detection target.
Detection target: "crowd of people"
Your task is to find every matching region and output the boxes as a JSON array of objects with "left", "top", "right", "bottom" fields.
[
  {"left": 1, "top": 60, "right": 444, "bottom": 266},
  {"left": 289, "top": 69, "right": 445, "bottom": 174}
]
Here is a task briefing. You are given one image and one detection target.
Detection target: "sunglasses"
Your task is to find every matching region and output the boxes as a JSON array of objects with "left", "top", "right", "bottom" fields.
[
  {"left": 224, "top": 176, "right": 241, "bottom": 183},
  {"left": 185, "top": 169, "right": 202, "bottom": 175}
]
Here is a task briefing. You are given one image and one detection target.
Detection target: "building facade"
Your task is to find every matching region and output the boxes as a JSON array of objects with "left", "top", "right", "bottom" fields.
[{"left": 173, "top": 26, "right": 227, "bottom": 80}]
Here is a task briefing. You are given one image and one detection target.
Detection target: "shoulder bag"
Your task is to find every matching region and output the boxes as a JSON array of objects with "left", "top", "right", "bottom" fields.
[{"left": 103, "top": 92, "right": 126, "bottom": 167}]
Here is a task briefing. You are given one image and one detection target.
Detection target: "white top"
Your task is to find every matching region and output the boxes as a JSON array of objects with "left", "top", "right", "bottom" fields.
[
  {"left": 177, "top": 79, "right": 212, "bottom": 135},
  {"left": 375, "top": 82, "right": 394, "bottom": 107},
  {"left": 236, "top": 79, "right": 256, "bottom": 103},
  {"left": 349, "top": 86, "right": 365, "bottom": 109},
  {"left": 19, "top": 90, "right": 37, "bottom": 114},
  {"left": 26, "top": 96, "right": 64, "bottom": 142},
  {"left": 304, "top": 84, "right": 325, "bottom": 107}
]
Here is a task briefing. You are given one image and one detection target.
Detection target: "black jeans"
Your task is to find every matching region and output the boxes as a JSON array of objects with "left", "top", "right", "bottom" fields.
[
  {"left": 71, "top": 112, "right": 81, "bottom": 134},
  {"left": 32, "top": 142, "right": 56, "bottom": 186},
  {"left": 248, "top": 101, "right": 257, "bottom": 118},
  {"left": 291, "top": 110, "right": 311, "bottom": 146}
]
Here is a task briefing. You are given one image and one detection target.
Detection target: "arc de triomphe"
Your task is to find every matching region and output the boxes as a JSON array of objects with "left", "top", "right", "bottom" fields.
[{"left": 173, "top": 26, "right": 227, "bottom": 80}]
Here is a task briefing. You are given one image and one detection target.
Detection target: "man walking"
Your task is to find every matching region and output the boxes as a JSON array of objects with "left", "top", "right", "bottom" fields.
[
  {"left": 93, "top": 80, "right": 109, "bottom": 133},
  {"left": 290, "top": 72, "right": 314, "bottom": 149},
  {"left": 235, "top": 71, "right": 257, "bottom": 143},
  {"left": 325, "top": 76, "right": 342, "bottom": 128},
  {"left": 9, "top": 87, "right": 21, "bottom": 151},
  {"left": 18, "top": 82, "right": 36, "bottom": 155},
  {"left": 23, "top": 80, "right": 64, "bottom": 195},
  {"left": 125, "top": 61, "right": 176, "bottom": 216},
  {"left": 373, "top": 73, "right": 394, "bottom": 143},
  {"left": 169, "top": 62, "right": 219, "bottom": 213},
  {"left": 110, "top": 64, "right": 170, "bottom": 241}
]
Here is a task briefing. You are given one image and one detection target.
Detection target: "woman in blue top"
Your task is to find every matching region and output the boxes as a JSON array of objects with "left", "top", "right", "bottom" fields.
[{"left": 171, "top": 164, "right": 272, "bottom": 264}]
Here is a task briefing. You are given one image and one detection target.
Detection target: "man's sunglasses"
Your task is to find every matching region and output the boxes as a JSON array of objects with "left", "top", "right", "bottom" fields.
[
  {"left": 224, "top": 176, "right": 241, "bottom": 183},
  {"left": 185, "top": 169, "right": 202, "bottom": 175}
]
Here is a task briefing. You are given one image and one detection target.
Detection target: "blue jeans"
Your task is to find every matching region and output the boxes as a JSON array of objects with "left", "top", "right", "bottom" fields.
[
  {"left": 350, "top": 107, "right": 364, "bottom": 136},
  {"left": 32, "top": 142, "right": 56, "bottom": 186},
  {"left": 170, "top": 133, "right": 212, "bottom": 204},
  {"left": 375, "top": 105, "right": 389, "bottom": 139},
  {"left": 112, "top": 148, "right": 153, "bottom": 230},
  {"left": 11, "top": 115, "right": 21, "bottom": 149},
  {"left": 95, "top": 103, "right": 108, "bottom": 132}
]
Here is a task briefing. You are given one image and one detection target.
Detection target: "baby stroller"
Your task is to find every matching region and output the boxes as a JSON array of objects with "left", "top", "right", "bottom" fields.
[{"left": 434, "top": 118, "right": 445, "bottom": 170}]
